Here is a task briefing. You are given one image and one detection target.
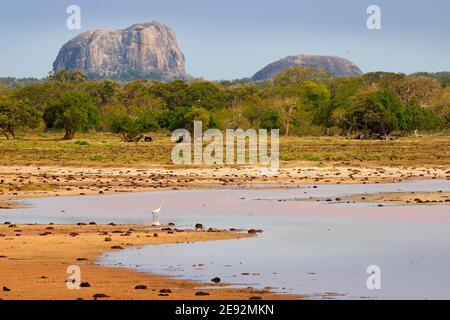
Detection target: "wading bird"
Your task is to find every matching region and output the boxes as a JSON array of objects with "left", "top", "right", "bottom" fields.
[{"left": 151, "top": 201, "right": 164, "bottom": 226}]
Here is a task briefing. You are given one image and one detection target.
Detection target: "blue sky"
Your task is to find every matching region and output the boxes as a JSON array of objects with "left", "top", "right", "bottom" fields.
[{"left": 0, "top": 0, "right": 448, "bottom": 79}]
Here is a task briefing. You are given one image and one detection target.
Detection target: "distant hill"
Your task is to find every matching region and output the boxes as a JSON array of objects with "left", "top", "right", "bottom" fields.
[
  {"left": 251, "top": 54, "right": 363, "bottom": 81},
  {"left": 411, "top": 72, "right": 450, "bottom": 86},
  {"left": 0, "top": 77, "right": 41, "bottom": 88},
  {"left": 53, "top": 21, "right": 187, "bottom": 82}
]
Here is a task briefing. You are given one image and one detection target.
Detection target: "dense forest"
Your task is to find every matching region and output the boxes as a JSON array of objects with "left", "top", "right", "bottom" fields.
[{"left": 0, "top": 68, "right": 448, "bottom": 141}]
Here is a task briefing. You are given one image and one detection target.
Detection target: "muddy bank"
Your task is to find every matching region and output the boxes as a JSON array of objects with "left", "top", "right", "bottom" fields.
[{"left": 0, "top": 223, "right": 297, "bottom": 300}]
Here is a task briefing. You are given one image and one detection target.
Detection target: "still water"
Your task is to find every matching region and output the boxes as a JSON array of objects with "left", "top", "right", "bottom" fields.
[{"left": 2, "top": 179, "right": 450, "bottom": 299}]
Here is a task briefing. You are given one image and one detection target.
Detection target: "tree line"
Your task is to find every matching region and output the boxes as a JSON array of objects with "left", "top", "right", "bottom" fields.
[{"left": 0, "top": 68, "right": 448, "bottom": 140}]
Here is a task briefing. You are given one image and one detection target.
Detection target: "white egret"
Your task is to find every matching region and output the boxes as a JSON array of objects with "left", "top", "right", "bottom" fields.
[{"left": 151, "top": 201, "right": 164, "bottom": 226}]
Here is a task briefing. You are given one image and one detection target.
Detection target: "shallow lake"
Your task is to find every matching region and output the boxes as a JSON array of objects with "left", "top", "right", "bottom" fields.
[{"left": 2, "top": 179, "right": 450, "bottom": 299}]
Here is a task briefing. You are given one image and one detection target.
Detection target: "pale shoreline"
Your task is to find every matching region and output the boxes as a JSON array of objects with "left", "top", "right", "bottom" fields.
[
  {"left": 1, "top": 164, "right": 448, "bottom": 204},
  {"left": 347, "top": 191, "right": 450, "bottom": 205}
]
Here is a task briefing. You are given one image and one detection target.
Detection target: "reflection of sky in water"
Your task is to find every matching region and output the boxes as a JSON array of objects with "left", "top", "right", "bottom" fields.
[{"left": 2, "top": 180, "right": 450, "bottom": 299}]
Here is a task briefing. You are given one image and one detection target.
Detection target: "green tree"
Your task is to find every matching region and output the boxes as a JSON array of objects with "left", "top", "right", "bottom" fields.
[
  {"left": 110, "top": 114, "right": 144, "bottom": 142},
  {"left": 188, "top": 81, "right": 225, "bottom": 110},
  {"left": 334, "top": 89, "right": 405, "bottom": 137},
  {"left": 403, "top": 99, "right": 445, "bottom": 132},
  {"left": 259, "top": 109, "right": 280, "bottom": 130},
  {"left": 0, "top": 96, "right": 40, "bottom": 139},
  {"left": 184, "top": 107, "right": 211, "bottom": 131},
  {"left": 158, "top": 107, "right": 190, "bottom": 131},
  {"left": 48, "top": 69, "right": 88, "bottom": 84},
  {"left": 43, "top": 91, "right": 99, "bottom": 140}
]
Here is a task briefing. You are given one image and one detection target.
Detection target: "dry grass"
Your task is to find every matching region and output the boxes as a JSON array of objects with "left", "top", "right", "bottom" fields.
[{"left": 0, "top": 131, "right": 448, "bottom": 168}]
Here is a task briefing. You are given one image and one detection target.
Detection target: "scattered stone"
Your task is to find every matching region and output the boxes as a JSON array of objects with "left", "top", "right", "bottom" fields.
[
  {"left": 93, "top": 293, "right": 110, "bottom": 299},
  {"left": 104, "top": 237, "right": 112, "bottom": 242},
  {"left": 80, "top": 282, "right": 91, "bottom": 288},
  {"left": 195, "top": 291, "right": 210, "bottom": 296},
  {"left": 3, "top": 286, "right": 10, "bottom": 292},
  {"left": 159, "top": 289, "right": 172, "bottom": 294},
  {"left": 111, "top": 246, "right": 123, "bottom": 249},
  {"left": 135, "top": 285, "right": 147, "bottom": 290},
  {"left": 249, "top": 296, "right": 263, "bottom": 300},
  {"left": 211, "top": 277, "right": 221, "bottom": 283}
]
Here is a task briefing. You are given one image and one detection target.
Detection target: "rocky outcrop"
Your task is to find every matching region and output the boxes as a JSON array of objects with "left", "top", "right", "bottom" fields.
[
  {"left": 251, "top": 54, "right": 363, "bottom": 81},
  {"left": 53, "top": 21, "right": 186, "bottom": 80}
]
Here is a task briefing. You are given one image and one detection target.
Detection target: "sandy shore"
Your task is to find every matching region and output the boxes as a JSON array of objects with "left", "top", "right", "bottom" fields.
[
  {"left": 0, "top": 223, "right": 297, "bottom": 300},
  {"left": 0, "top": 164, "right": 448, "bottom": 203},
  {"left": 348, "top": 191, "right": 450, "bottom": 205}
]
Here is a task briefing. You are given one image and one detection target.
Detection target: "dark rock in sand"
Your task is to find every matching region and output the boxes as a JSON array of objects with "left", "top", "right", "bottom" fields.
[
  {"left": 211, "top": 277, "right": 221, "bottom": 283},
  {"left": 159, "top": 289, "right": 172, "bottom": 294},
  {"left": 80, "top": 282, "right": 91, "bottom": 288},
  {"left": 195, "top": 291, "right": 210, "bottom": 296},
  {"left": 135, "top": 285, "right": 147, "bottom": 290}
]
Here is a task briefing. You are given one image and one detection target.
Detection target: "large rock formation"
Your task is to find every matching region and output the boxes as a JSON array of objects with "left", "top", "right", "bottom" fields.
[
  {"left": 251, "top": 54, "right": 363, "bottom": 81},
  {"left": 53, "top": 21, "right": 186, "bottom": 81}
]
